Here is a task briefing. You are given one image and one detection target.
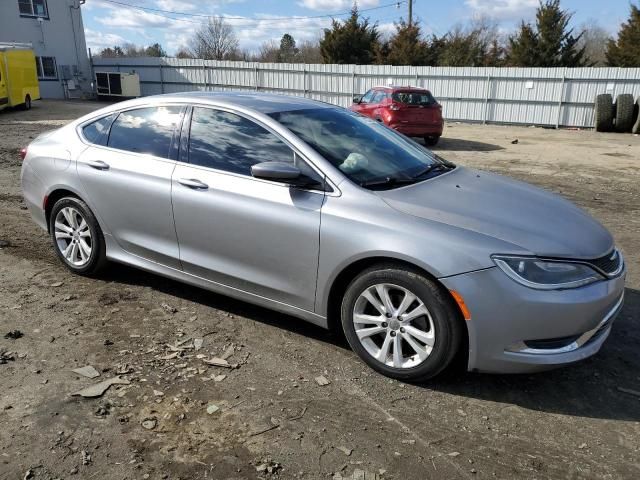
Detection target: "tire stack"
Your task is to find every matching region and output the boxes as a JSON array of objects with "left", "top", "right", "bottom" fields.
[{"left": 595, "top": 93, "right": 640, "bottom": 134}]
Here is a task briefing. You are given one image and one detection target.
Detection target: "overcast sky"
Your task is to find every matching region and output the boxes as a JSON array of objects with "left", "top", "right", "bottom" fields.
[{"left": 81, "top": 0, "right": 631, "bottom": 55}]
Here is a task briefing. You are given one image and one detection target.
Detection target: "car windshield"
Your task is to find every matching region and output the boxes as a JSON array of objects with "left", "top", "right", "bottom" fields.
[
  {"left": 392, "top": 91, "right": 436, "bottom": 106},
  {"left": 269, "top": 107, "right": 450, "bottom": 189}
]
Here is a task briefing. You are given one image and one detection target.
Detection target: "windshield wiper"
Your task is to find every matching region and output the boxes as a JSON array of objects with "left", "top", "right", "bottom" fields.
[
  {"left": 359, "top": 176, "right": 418, "bottom": 189},
  {"left": 410, "top": 162, "right": 453, "bottom": 179},
  {"left": 360, "top": 163, "right": 455, "bottom": 189}
]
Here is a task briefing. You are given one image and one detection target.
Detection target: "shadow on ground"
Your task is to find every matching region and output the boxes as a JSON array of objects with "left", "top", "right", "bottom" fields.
[
  {"left": 427, "top": 137, "right": 505, "bottom": 152},
  {"left": 101, "top": 264, "right": 639, "bottom": 422}
]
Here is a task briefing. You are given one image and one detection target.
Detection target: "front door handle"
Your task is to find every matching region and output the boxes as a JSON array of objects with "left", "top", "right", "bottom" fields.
[
  {"left": 87, "top": 160, "right": 110, "bottom": 170},
  {"left": 178, "top": 178, "right": 209, "bottom": 190}
]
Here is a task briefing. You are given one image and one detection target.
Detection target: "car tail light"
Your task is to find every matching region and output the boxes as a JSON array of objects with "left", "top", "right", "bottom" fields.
[{"left": 20, "top": 147, "right": 28, "bottom": 161}]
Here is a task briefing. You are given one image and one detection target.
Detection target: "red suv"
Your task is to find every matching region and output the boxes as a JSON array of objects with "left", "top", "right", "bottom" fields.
[{"left": 350, "top": 86, "right": 443, "bottom": 146}]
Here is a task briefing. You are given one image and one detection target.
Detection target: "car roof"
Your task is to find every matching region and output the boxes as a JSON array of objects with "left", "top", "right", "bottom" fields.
[{"left": 148, "top": 91, "right": 333, "bottom": 114}]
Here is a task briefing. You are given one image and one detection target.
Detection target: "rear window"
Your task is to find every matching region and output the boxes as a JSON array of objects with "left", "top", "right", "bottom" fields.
[
  {"left": 107, "top": 106, "right": 182, "bottom": 158},
  {"left": 392, "top": 91, "right": 436, "bottom": 106},
  {"left": 82, "top": 114, "right": 117, "bottom": 146}
]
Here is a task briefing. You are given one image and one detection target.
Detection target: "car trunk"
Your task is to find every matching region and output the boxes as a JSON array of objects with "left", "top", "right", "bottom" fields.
[{"left": 391, "top": 91, "right": 441, "bottom": 124}]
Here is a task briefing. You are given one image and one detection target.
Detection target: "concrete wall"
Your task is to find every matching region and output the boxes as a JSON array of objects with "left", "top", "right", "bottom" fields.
[
  {"left": 0, "top": 0, "right": 91, "bottom": 99},
  {"left": 94, "top": 57, "right": 640, "bottom": 128}
]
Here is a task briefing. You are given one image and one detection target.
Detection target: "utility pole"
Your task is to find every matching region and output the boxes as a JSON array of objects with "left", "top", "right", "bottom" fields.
[{"left": 408, "top": 0, "right": 413, "bottom": 27}]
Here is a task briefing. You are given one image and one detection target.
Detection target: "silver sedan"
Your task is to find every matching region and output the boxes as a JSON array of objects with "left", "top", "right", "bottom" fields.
[{"left": 20, "top": 92, "right": 625, "bottom": 381}]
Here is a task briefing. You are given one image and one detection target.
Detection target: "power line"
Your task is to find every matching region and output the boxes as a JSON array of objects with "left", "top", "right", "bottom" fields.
[{"left": 98, "top": 0, "right": 407, "bottom": 25}]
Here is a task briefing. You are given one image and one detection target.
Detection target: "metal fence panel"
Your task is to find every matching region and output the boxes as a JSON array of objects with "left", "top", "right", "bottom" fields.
[{"left": 92, "top": 58, "right": 640, "bottom": 128}]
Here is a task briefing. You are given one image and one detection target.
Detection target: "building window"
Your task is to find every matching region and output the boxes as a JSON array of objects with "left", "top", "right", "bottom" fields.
[
  {"left": 18, "top": 0, "right": 49, "bottom": 18},
  {"left": 36, "top": 56, "right": 57, "bottom": 80}
]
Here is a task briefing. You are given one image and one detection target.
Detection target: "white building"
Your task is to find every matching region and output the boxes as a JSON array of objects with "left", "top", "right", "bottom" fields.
[{"left": 0, "top": 0, "right": 92, "bottom": 99}]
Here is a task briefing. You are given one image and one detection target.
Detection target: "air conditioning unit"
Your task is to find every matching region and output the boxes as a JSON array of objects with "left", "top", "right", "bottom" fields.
[{"left": 95, "top": 72, "right": 141, "bottom": 97}]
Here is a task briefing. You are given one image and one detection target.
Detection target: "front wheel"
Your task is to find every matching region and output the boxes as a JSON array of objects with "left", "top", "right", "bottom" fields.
[
  {"left": 49, "top": 197, "right": 106, "bottom": 275},
  {"left": 23, "top": 95, "right": 32, "bottom": 111},
  {"left": 341, "top": 265, "right": 463, "bottom": 382}
]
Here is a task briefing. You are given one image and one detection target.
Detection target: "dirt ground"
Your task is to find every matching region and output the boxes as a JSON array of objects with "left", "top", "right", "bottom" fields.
[{"left": 0, "top": 100, "right": 638, "bottom": 480}]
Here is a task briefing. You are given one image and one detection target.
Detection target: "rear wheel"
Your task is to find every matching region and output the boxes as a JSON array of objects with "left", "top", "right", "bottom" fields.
[
  {"left": 341, "top": 265, "right": 463, "bottom": 382},
  {"left": 424, "top": 136, "right": 439, "bottom": 146},
  {"left": 49, "top": 197, "right": 106, "bottom": 275},
  {"left": 22, "top": 95, "right": 32, "bottom": 111}
]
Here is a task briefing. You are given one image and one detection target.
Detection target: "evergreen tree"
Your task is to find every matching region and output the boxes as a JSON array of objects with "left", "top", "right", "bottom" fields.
[
  {"left": 437, "top": 29, "right": 485, "bottom": 66},
  {"left": 507, "top": 22, "right": 540, "bottom": 66},
  {"left": 423, "top": 35, "right": 445, "bottom": 66},
  {"left": 507, "top": 0, "right": 586, "bottom": 67},
  {"left": 320, "top": 7, "right": 380, "bottom": 64},
  {"left": 382, "top": 20, "right": 429, "bottom": 66},
  {"left": 606, "top": 4, "right": 640, "bottom": 67},
  {"left": 145, "top": 43, "right": 166, "bottom": 57},
  {"left": 484, "top": 38, "right": 506, "bottom": 67},
  {"left": 279, "top": 34, "right": 299, "bottom": 62}
]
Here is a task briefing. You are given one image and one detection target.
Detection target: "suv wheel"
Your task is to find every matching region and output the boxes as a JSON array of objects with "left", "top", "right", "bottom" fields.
[
  {"left": 424, "top": 136, "right": 439, "bottom": 146},
  {"left": 341, "top": 265, "right": 463, "bottom": 382}
]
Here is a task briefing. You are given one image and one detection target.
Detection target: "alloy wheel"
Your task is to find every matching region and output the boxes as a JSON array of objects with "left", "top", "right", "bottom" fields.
[
  {"left": 353, "top": 283, "right": 435, "bottom": 369},
  {"left": 54, "top": 207, "right": 93, "bottom": 267}
]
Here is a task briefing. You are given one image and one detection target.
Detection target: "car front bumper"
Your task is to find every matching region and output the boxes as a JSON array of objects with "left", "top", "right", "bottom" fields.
[{"left": 440, "top": 266, "right": 626, "bottom": 374}]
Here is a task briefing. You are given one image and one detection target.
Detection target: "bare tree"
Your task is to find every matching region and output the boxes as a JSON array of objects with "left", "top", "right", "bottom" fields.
[
  {"left": 256, "top": 40, "right": 280, "bottom": 62},
  {"left": 175, "top": 47, "right": 193, "bottom": 59},
  {"left": 189, "top": 16, "right": 240, "bottom": 60},
  {"left": 297, "top": 39, "right": 323, "bottom": 64},
  {"left": 578, "top": 19, "right": 611, "bottom": 66}
]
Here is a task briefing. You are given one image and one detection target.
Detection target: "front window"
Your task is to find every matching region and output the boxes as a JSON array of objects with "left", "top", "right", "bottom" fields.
[
  {"left": 187, "top": 107, "right": 322, "bottom": 183},
  {"left": 270, "top": 107, "right": 453, "bottom": 189},
  {"left": 188, "top": 107, "right": 294, "bottom": 175},
  {"left": 18, "top": 0, "right": 48, "bottom": 18},
  {"left": 359, "top": 89, "right": 375, "bottom": 104},
  {"left": 371, "top": 91, "right": 387, "bottom": 104},
  {"left": 35, "top": 56, "right": 57, "bottom": 79}
]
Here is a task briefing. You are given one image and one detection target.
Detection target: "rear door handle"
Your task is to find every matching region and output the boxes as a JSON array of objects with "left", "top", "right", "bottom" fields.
[
  {"left": 178, "top": 178, "right": 209, "bottom": 190},
  {"left": 87, "top": 160, "right": 110, "bottom": 170}
]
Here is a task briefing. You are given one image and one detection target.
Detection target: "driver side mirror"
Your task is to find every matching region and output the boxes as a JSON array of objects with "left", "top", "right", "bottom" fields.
[
  {"left": 353, "top": 94, "right": 363, "bottom": 104},
  {"left": 251, "top": 161, "right": 323, "bottom": 189}
]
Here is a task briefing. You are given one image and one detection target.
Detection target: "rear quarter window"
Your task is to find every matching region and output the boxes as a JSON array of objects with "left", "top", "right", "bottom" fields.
[{"left": 81, "top": 114, "right": 117, "bottom": 146}]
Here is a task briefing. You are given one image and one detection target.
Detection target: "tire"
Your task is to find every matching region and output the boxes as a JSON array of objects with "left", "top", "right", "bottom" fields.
[
  {"left": 22, "top": 95, "right": 32, "bottom": 111},
  {"left": 632, "top": 97, "right": 640, "bottom": 135},
  {"left": 424, "top": 136, "right": 440, "bottom": 146},
  {"left": 614, "top": 93, "right": 634, "bottom": 133},
  {"left": 341, "top": 265, "right": 463, "bottom": 382},
  {"left": 594, "top": 94, "right": 614, "bottom": 132},
  {"left": 49, "top": 197, "right": 107, "bottom": 275}
]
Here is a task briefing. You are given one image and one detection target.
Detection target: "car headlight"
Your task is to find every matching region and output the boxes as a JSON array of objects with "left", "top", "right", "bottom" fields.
[{"left": 492, "top": 255, "right": 604, "bottom": 290}]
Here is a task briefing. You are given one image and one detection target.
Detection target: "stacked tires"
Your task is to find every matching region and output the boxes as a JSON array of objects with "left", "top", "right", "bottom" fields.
[{"left": 595, "top": 93, "right": 640, "bottom": 134}]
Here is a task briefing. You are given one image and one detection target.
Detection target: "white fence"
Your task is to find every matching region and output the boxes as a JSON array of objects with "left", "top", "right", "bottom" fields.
[{"left": 92, "top": 57, "right": 640, "bottom": 128}]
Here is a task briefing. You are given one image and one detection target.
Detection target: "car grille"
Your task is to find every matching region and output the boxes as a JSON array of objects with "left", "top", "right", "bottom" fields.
[{"left": 586, "top": 249, "right": 623, "bottom": 277}]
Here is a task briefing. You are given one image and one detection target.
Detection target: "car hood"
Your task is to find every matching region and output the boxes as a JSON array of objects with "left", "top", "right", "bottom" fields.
[{"left": 376, "top": 166, "right": 613, "bottom": 259}]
